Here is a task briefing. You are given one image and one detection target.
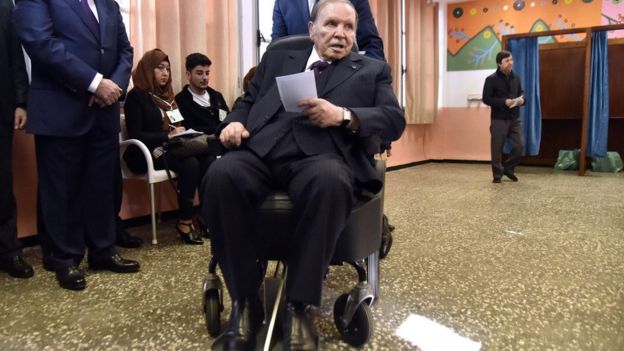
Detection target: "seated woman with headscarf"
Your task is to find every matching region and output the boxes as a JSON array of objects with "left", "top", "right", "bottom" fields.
[{"left": 123, "top": 48, "right": 212, "bottom": 245}]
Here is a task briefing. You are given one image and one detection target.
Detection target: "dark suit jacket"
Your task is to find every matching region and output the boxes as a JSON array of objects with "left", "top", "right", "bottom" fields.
[
  {"left": 0, "top": 0, "right": 28, "bottom": 124},
  {"left": 13, "top": 0, "right": 133, "bottom": 137},
  {"left": 122, "top": 89, "right": 169, "bottom": 174},
  {"left": 224, "top": 46, "right": 405, "bottom": 193},
  {"left": 271, "top": 0, "right": 385, "bottom": 61},
  {"left": 175, "top": 85, "right": 230, "bottom": 135}
]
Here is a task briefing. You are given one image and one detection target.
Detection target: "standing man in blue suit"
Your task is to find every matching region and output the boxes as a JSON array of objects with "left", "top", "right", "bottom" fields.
[
  {"left": 272, "top": 0, "right": 385, "bottom": 61},
  {"left": 13, "top": 0, "right": 140, "bottom": 291}
]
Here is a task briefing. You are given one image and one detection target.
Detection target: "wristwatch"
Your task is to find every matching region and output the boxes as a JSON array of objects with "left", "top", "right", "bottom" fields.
[{"left": 341, "top": 107, "right": 352, "bottom": 128}]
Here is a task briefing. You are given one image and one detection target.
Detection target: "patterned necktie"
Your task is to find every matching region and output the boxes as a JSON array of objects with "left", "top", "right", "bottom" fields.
[
  {"left": 309, "top": 60, "right": 330, "bottom": 76},
  {"left": 80, "top": 0, "right": 100, "bottom": 38}
]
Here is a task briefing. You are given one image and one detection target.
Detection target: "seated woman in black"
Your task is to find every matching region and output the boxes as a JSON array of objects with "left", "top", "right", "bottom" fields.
[{"left": 123, "top": 49, "right": 211, "bottom": 245}]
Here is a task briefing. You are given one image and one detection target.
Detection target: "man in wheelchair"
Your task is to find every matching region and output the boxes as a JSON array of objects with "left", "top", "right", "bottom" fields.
[{"left": 201, "top": 0, "right": 405, "bottom": 349}]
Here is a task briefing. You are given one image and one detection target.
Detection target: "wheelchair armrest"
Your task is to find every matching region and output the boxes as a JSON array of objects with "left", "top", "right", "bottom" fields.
[{"left": 374, "top": 159, "right": 386, "bottom": 181}]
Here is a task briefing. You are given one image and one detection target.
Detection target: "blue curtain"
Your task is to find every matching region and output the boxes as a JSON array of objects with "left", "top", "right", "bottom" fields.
[
  {"left": 507, "top": 37, "right": 542, "bottom": 156},
  {"left": 587, "top": 31, "right": 609, "bottom": 157}
]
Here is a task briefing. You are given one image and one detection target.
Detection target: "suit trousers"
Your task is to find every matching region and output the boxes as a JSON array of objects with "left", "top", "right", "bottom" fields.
[
  {"left": 35, "top": 125, "right": 118, "bottom": 269},
  {"left": 490, "top": 118, "right": 524, "bottom": 179},
  {"left": 201, "top": 149, "right": 355, "bottom": 306},
  {"left": 0, "top": 119, "right": 21, "bottom": 258}
]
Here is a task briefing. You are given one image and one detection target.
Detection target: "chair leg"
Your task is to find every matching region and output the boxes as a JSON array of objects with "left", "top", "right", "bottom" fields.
[
  {"left": 157, "top": 182, "right": 163, "bottom": 223},
  {"left": 367, "top": 251, "right": 379, "bottom": 302},
  {"left": 149, "top": 183, "right": 158, "bottom": 245}
]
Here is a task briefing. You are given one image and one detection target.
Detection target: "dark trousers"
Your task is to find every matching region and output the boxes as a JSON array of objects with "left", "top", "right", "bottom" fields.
[
  {"left": 0, "top": 120, "right": 21, "bottom": 258},
  {"left": 35, "top": 127, "right": 118, "bottom": 269},
  {"left": 155, "top": 154, "right": 214, "bottom": 220},
  {"left": 490, "top": 118, "right": 524, "bottom": 179},
  {"left": 201, "top": 150, "right": 355, "bottom": 306}
]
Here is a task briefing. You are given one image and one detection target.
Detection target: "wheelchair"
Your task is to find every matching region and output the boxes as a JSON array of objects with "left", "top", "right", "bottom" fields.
[
  {"left": 202, "top": 34, "right": 389, "bottom": 349},
  {"left": 202, "top": 159, "right": 385, "bottom": 348}
]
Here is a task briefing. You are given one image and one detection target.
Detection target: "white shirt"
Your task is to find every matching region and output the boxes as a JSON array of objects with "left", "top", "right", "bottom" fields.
[
  {"left": 81, "top": 0, "right": 103, "bottom": 93},
  {"left": 308, "top": 0, "right": 316, "bottom": 15},
  {"left": 305, "top": 46, "right": 332, "bottom": 72},
  {"left": 188, "top": 87, "right": 212, "bottom": 108}
]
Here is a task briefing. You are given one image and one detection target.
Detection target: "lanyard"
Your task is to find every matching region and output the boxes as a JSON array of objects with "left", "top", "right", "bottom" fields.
[{"left": 150, "top": 93, "right": 174, "bottom": 111}]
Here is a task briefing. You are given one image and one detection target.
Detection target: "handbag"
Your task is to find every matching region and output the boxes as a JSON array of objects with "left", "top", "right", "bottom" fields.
[
  {"left": 164, "top": 134, "right": 210, "bottom": 158},
  {"left": 163, "top": 134, "right": 218, "bottom": 159}
]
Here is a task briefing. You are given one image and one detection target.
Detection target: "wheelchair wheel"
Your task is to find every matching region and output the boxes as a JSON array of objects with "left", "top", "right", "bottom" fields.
[
  {"left": 379, "top": 232, "right": 393, "bottom": 259},
  {"left": 204, "top": 289, "right": 222, "bottom": 337},
  {"left": 333, "top": 293, "right": 373, "bottom": 347}
]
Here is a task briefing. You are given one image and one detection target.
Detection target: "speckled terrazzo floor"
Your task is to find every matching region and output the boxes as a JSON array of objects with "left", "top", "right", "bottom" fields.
[{"left": 1, "top": 163, "right": 623, "bottom": 350}]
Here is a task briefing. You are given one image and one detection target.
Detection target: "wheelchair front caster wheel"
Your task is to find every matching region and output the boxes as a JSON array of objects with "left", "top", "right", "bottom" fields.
[
  {"left": 333, "top": 293, "right": 373, "bottom": 347},
  {"left": 204, "top": 289, "right": 222, "bottom": 337}
]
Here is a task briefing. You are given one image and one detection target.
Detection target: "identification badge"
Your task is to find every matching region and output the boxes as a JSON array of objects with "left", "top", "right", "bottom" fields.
[
  {"left": 166, "top": 109, "right": 184, "bottom": 123},
  {"left": 218, "top": 109, "right": 228, "bottom": 122}
]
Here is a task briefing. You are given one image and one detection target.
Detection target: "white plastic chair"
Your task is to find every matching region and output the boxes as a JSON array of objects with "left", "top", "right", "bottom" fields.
[{"left": 119, "top": 114, "right": 176, "bottom": 244}]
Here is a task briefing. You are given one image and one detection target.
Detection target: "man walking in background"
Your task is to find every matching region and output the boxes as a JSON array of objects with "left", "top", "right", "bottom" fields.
[{"left": 483, "top": 50, "right": 525, "bottom": 183}]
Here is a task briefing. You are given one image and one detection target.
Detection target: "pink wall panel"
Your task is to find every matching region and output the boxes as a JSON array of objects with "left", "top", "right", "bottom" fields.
[{"left": 425, "top": 107, "right": 491, "bottom": 161}]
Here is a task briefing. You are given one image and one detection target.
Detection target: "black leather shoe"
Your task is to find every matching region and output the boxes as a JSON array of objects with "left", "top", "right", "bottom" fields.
[
  {"left": 176, "top": 222, "right": 203, "bottom": 245},
  {"left": 283, "top": 301, "right": 319, "bottom": 351},
  {"left": 503, "top": 172, "right": 518, "bottom": 182},
  {"left": 89, "top": 253, "right": 140, "bottom": 273},
  {"left": 116, "top": 230, "right": 143, "bottom": 248},
  {"left": 212, "top": 295, "right": 264, "bottom": 351},
  {"left": 492, "top": 178, "right": 502, "bottom": 183},
  {"left": 56, "top": 266, "right": 86, "bottom": 290},
  {"left": 0, "top": 255, "right": 34, "bottom": 278}
]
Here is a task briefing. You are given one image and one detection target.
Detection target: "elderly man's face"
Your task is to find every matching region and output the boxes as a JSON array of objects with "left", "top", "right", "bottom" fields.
[{"left": 308, "top": 2, "right": 356, "bottom": 61}]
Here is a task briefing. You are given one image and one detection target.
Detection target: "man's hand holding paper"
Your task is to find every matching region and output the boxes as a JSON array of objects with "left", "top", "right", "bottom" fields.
[{"left": 276, "top": 70, "right": 317, "bottom": 112}]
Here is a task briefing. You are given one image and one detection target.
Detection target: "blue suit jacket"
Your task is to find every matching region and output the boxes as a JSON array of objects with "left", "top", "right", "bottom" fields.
[
  {"left": 271, "top": 0, "right": 385, "bottom": 61},
  {"left": 13, "top": 0, "right": 133, "bottom": 137}
]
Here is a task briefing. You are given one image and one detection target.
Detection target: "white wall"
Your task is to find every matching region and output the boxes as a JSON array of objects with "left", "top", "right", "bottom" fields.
[{"left": 438, "top": 0, "right": 493, "bottom": 108}]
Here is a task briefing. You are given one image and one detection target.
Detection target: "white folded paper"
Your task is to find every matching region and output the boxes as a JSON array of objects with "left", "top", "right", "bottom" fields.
[{"left": 275, "top": 70, "right": 317, "bottom": 112}]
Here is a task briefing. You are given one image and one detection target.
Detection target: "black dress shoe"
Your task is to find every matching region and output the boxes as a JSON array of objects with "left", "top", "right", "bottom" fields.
[
  {"left": 212, "top": 295, "right": 264, "bottom": 351},
  {"left": 0, "top": 255, "right": 34, "bottom": 278},
  {"left": 89, "top": 253, "right": 140, "bottom": 273},
  {"left": 503, "top": 172, "right": 518, "bottom": 182},
  {"left": 492, "top": 178, "right": 502, "bottom": 183},
  {"left": 56, "top": 266, "right": 86, "bottom": 290},
  {"left": 283, "top": 301, "right": 319, "bottom": 351},
  {"left": 176, "top": 222, "right": 204, "bottom": 245},
  {"left": 116, "top": 231, "right": 143, "bottom": 248}
]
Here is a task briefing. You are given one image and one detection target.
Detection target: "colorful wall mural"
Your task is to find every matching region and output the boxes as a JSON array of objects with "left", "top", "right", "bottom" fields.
[{"left": 447, "top": 0, "right": 624, "bottom": 71}]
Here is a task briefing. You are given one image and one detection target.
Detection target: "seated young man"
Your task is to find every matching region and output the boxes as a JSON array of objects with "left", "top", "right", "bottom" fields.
[
  {"left": 202, "top": 1, "right": 405, "bottom": 350},
  {"left": 175, "top": 53, "right": 230, "bottom": 135}
]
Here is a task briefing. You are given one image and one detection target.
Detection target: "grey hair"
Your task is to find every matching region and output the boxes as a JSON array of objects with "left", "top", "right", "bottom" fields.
[{"left": 310, "top": 0, "right": 358, "bottom": 25}]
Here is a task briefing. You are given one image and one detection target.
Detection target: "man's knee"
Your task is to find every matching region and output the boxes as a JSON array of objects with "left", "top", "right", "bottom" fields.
[{"left": 306, "top": 159, "right": 353, "bottom": 195}]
